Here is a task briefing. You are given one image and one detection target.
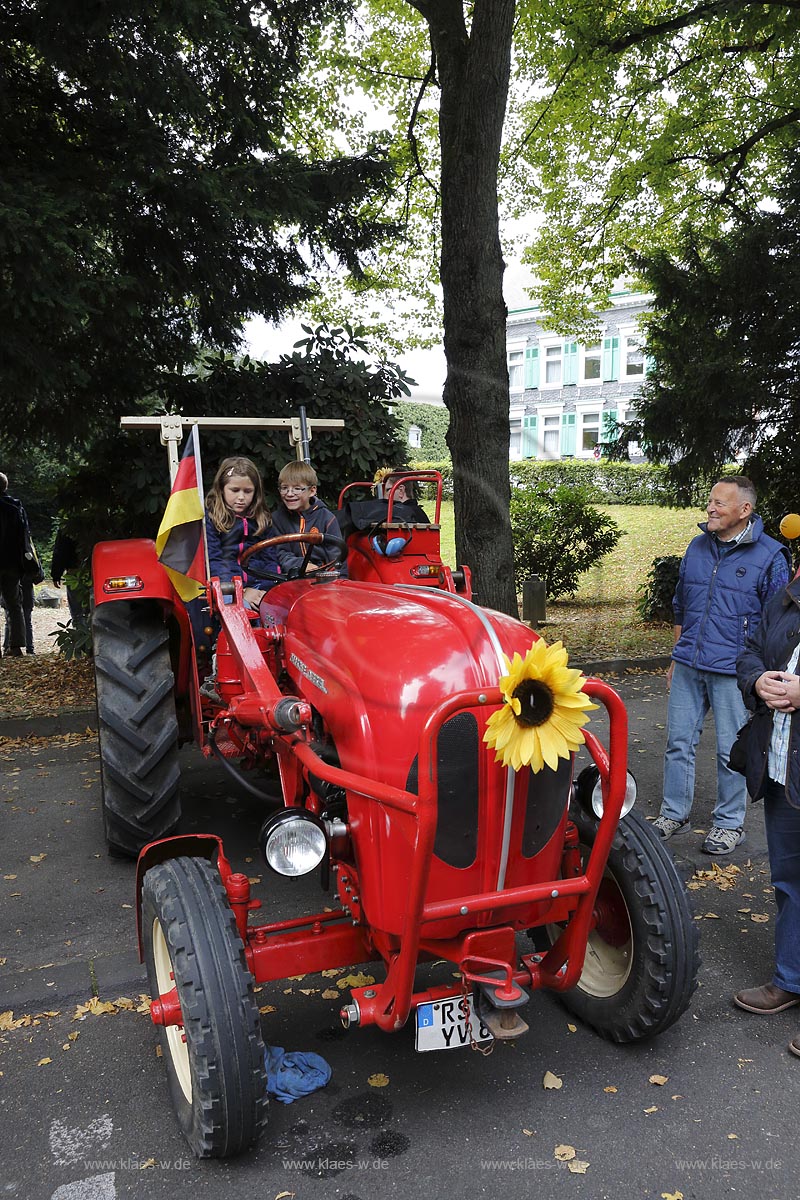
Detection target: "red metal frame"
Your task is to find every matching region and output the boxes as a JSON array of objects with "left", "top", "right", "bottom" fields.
[{"left": 145, "top": 678, "right": 628, "bottom": 1036}]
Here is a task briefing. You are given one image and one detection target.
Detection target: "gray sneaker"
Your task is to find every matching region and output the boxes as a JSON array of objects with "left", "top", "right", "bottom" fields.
[
  {"left": 652, "top": 815, "right": 689, "bottom": 840},
  {"left": 702, "top": 825, "right": 745, "bottom": 855}
]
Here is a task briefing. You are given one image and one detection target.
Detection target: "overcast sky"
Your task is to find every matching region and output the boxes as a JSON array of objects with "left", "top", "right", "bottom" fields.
[{"left": 243, "top": 261, "right": 537, "bottom": 405}]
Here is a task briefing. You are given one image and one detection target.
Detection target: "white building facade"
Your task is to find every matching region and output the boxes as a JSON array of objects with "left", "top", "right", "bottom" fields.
[{"left": 506, "top": 290, "right": 651, "bottom": 461}]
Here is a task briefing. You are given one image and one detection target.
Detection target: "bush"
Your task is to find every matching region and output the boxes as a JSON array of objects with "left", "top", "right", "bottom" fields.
[
  {"left": 510, "top": 484, "right": 622, "bottom": 600},
  {"left": 637, "top": 555, "right": 682, "bottom": 623},
  {"left": 511, "top": 459, "right": 705, "bottom": 506}
]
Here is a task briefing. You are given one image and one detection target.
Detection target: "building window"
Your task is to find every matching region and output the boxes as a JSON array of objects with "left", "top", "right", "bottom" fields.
[
  {"left": 580, "top": 411, "right": 601, "bottom": 453},
  {"left": 510, "top": 418, "right": 522, "bottom": 457},
  {"left": 623, "top": 335, "right": 645, "bottom": 378},
  {"left": 407, "top": 425, "right": 422, "bottom": 449},
  {"left": 542, "top": 414, "right": 560, "bottom": 457},
  {"left": 508, "top": 349, "right": 524, "bottom": 391},
  {"left": 544, "top": 344, "right": 562, "bottom": 385},
  {"left": 581, "top": 343, "right": 602, "bottom": 383}
]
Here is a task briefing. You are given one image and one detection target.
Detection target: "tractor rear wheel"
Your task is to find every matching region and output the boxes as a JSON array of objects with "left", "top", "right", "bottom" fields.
[
  {"left": 550, "top": 806, "right": 699, "bottom": 1043},
  {"left": 142, "top": 856, "right": 268, "bottom": 1157},
  {"left": 93, "top": 600, "right": 181, "bottom": 856}
]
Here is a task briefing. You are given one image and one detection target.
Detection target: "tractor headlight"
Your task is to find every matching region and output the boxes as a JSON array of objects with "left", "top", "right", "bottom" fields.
[
  {"left": 259, "top": 810, "right": 328, "bottom": 877},
  {"left": 574, "top": 764, "right": 637, "bottom": 820}
]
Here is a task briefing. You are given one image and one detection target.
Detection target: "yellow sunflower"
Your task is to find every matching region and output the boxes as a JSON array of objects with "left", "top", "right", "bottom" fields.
[{"left": 483, "top": 640, "right": 598, "bottom": 773}]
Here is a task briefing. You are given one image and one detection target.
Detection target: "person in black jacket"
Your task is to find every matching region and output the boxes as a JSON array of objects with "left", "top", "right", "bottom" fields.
[
  {"left": 270, "top": 461, "right": 345, "bottom": 576},
  {"left": 734, "top": 572, "right": 800, "bottom": 1052},
  {"left": 51, "top": 527, "right": 88, "bottom": 628},
  {"left": 0, "top": 472, "right": 27, "bottom": 656}
]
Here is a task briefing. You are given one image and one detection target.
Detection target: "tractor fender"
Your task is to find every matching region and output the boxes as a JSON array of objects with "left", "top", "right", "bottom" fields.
[
  {"left": 135, "top": 834, "right": 223, "bottom": 961},
  {"left": 92, "top": 538, "right": 181, "bottom": 608},
  {"left": 92, "top": 538, "right": 196, "bottom": 698}
]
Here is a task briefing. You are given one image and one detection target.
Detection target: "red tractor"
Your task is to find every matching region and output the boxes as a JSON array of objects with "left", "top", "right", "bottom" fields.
[{"left": 91, "top": 428, "right": 698, "bottom": 1159}]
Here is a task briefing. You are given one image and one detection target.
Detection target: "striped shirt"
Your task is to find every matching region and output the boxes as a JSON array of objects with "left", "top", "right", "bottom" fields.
[{"left": 768, "top": 643, "right": 800, "bottom": 784}]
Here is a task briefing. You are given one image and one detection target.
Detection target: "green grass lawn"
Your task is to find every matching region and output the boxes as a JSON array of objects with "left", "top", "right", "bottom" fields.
[{"left": 429, "top": 499, "right": 704, "bottom": 660}]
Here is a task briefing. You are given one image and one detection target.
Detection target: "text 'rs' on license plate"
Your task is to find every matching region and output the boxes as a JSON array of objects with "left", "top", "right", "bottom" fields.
[{"left": 415, "top": 995, "right": 493, "bottom": 1052}]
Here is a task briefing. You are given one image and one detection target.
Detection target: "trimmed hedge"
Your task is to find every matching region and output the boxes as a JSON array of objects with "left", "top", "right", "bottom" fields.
[{"left": 411, "top": 458, "right": 704, "bottom": 507}]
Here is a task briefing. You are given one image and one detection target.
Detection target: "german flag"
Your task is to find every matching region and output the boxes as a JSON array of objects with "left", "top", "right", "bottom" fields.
[{"left": 156, "top": 424, "right": 207, "bottom": 601}]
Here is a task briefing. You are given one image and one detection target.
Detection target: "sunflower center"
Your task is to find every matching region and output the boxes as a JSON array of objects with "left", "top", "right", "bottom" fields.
[{"left": 511, "top": 678, "right": 555, "bottom": 726}]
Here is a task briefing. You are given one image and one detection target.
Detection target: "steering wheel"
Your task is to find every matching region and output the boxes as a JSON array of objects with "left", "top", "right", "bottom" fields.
[{"left": 239, "top": 528, "right": 347, "bottom": 583}]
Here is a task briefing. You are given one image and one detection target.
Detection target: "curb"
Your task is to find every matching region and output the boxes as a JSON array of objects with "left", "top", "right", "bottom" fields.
[
  {"left": 573, "top": 654, "right": 671, "bottom": 676},
  {"left": 0, "top": 707, "right": 97, "bottom": 739},
  {"left": 1, "top": 950, "right": 147, "bottom": 1011}
]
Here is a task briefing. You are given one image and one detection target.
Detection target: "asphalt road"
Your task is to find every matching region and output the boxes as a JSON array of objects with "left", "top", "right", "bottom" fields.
[{"left": 1, "top": 671, "right": 797, "bottom": 1200}]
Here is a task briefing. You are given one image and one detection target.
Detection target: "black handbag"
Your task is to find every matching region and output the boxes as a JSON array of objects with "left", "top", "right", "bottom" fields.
[
  {"left": 728, "top": 718, "right": 752, "bottom": 775},
  {"left": 22, "top": 533, "right": 45, "bottom": 585}
]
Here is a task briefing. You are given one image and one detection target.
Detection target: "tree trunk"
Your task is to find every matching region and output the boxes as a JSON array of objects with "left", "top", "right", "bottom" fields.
[{"left": 412, "top": 0, "right": 517, "bottom": 615}]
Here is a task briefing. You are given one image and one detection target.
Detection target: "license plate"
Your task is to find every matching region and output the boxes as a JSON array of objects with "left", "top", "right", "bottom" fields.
[{"left": 415, "top": 994, "right": 494, "bottom": 1052}]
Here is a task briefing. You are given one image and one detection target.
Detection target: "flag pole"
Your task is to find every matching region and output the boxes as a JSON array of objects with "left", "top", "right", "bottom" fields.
[{"left": 189, "top": 423, "right": 210, "bottom": 584}]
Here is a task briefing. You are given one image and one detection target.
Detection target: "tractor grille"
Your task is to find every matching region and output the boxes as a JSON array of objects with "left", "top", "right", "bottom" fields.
[
  {"left": 406, "top": 713, "right": 479, "bottom": 868},
  {"left": 522, "top": 757, "right": 572, "bottom": 857}
]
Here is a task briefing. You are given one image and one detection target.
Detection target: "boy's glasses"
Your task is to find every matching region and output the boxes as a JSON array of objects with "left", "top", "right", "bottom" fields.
[{"left": 279, "top": 485, "right": 310, "bottom": 494}]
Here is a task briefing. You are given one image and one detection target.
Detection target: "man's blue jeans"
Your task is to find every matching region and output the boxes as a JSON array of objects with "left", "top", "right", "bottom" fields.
[
  {"left": 662, "top": 662, "right": 748, "bottom": 829},
  {"left": 764, "top": 778, "right": 800, "bottom": 993}
]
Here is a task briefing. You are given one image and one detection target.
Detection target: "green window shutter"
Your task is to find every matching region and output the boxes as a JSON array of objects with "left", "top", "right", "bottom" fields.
[
  {"left": 602, "top": 336, "right": 619, "bottom": 381},
  {"left": 602, "top": 408, "right": 618, "bottom": 441},
  {"left": 524, "top": 347, "right": 539, "bottom": 389},
  {"left": 561, "top": 412, "right": 577, "bottom": 456},
  {"left": 563, "top": 340, "right": 578, "bottom": 386},
  {"left": 522, "top": 414, "right": 538, "bottom": 458}
]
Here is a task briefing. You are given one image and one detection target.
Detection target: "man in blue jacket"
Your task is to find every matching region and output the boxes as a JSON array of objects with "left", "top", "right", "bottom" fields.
[{"left": 655, "top": 477, "right": 790, "bottom": 855}]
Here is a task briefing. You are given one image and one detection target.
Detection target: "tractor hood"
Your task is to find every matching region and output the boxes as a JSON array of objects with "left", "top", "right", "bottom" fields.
[{"left": 262, "top": 579, "right": 536, "bottom": 789}]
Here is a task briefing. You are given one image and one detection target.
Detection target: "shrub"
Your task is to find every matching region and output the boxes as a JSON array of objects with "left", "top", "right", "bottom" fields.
[
  {"left": 510, "top": 484, "right": 622, "bottom": 600},
  {"left": 636, "top": 555, "right": 682, "bottom": 623}
]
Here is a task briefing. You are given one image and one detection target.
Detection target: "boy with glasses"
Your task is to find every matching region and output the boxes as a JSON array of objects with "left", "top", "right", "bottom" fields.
[{"left": 270, "top": 462, "right": 346, "bottom": 576}]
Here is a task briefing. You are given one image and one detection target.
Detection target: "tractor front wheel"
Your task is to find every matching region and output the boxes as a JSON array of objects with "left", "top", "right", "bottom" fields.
[
  {"left": 551, "top": 806, "right": 699, "bottom": 1043},
  {"left": 142, "top": 856, "right": 268, "bottom": 1157},
  {"left": 93, "top": 600, "right": 181, "bottom": 856}
]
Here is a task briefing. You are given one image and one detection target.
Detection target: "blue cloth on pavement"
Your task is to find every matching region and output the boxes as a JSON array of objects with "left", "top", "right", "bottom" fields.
[{"left": 264, "top": 1045, "right": 332, "bottom": 1104}]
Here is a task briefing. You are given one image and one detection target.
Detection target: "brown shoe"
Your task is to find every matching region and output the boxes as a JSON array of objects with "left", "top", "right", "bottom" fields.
[
  {"left": 789, "top": 1035, "right": 800, "bottom": 1058},
  {"left": 734, "top": 983, "right": 800, "bottom": 1014}
]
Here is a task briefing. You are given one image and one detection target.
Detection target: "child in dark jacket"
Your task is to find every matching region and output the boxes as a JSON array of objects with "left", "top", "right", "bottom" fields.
[
  {"left": 270, "top": 461, "right": 345, "bottom": 575},
  {"left": 205, "top": 457, "right": 279, "bottom": 606}
]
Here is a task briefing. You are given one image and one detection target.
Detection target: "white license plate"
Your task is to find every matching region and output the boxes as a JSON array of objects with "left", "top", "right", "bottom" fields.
[{"left": 415, "top": 994, "right": 494, "bottom": 1052}]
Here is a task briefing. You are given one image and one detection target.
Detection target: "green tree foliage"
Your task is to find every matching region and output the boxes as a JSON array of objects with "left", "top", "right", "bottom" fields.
[
  {"left": 513, "top": 2, "right": 800, "bottom": 329},
  {"left": 57, "top": 325, "right": 409, "bottom": 550},
  {"left": 618, "top": 145, "right": 800, "bottom": 531},
  {"left": 0, "top": 0, "right": 396, "bottom": 449},
  {"left": 510, "top": 484, "right": 622, "bottom": 601}
]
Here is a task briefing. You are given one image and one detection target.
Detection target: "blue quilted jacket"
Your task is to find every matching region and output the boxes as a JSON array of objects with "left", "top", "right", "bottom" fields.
[{"left": 672, "top": 516, "right": 789, "bottom": 676}]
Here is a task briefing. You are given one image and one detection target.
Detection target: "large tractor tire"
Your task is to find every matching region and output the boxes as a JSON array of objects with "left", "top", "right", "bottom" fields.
[
  {"left": 550, "top": 806, "right": 699, "bottom": 1043},
  {"left": 142, "top": 856, "right": 268, "bottom": 1157},
  {"left": 93, "top": 600, "right": 181, "bottom": 856}
]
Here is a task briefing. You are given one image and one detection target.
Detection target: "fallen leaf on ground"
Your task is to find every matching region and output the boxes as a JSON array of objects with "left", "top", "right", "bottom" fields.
[
  {"left": 543, "top": 1070, "right": 563, "bottom": 1090},
  {"left": 604, "top": 1086, "right": 618, "bottom": 1093},
  {"left": 566, "top": 1023, "right": 577, "bottom": 1033},
  {"left": 661, "top": 1192, "right": 684, "bottom": 1200},
  {"left": 751, "top": 914, "right": 769, "bottom": 923},
  {"left": 649, "top": 1074, "right": 668, "bottom": 1085},
  {"left": 644, "top": 1105, "right": 659, "bottom": 1114},
  {"left": 37, "top": 1057, "right": 52, "bottom": 1066},
  {"left": 554, "top": 1145, "right": 575, "bottom": 1161},
  {"left": 568, "top": 1160, "right": 590, "bottom": 1174},
  {"left": 368, "top": 1073, "right": 389, "bottom": 1088},
  {"left": 337, "top": 972, "right": 375, "bottom": 989}
]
